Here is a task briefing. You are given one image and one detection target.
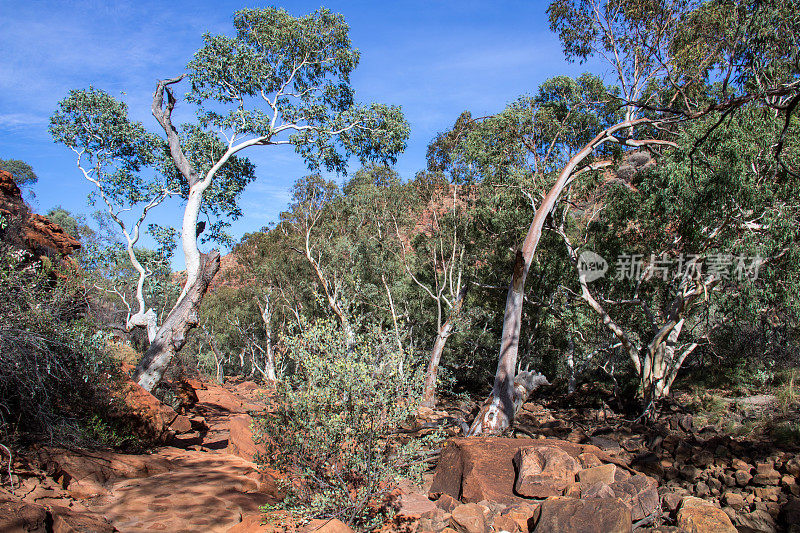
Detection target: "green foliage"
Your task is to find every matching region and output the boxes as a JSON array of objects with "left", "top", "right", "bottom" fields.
[
  {"left": 254, "top": 319, "right": 435, "bottom": 530},
  {"left": 0, "top": 246, "right": 123, "bottom": 442},
  {"left": 187, "top": 7, "right": 409, "bottom": 174},
  {"left": 0, "top": 158, "right": 38, "bottom": 188}
]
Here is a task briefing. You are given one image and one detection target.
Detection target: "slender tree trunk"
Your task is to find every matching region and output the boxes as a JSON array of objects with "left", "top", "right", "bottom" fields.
[
  {"left": 421, "top": 284, "right": 468, "bottom": 409},
  {"left": 566, "top": 339, "right": 576, "bottom": 394},
  {"left": 208, "top": 336, "right": 225, "bottom": 383},
  {"left": 259, "top": 293, "right": 277, "bottom": 381},
  {"left": 304, "top": 233, "right": 356, "bottom": 349},
  {"left": 133, "top": 251, "right": 220, "bottom": 391},
  {"left": 467, "top": 119, "right": 651, "bottom": 435}
]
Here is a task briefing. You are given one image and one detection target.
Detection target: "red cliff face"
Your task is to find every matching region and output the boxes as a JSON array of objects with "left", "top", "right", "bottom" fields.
[{"left": 0, "top": 170, "right": 81, "bottom": 257}]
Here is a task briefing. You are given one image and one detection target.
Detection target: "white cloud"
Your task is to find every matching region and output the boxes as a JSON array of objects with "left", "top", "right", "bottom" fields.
[{"left": 0, "top": 113, "right": 47, "bottom": 129}]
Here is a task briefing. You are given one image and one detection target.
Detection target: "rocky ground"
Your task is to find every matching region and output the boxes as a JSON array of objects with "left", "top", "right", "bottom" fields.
[
  {"left": 1, "top": 379, "right": 290, "bottom": 533},
  {"left": 3, "top": 378, "right": 799, "bottom": 533}
]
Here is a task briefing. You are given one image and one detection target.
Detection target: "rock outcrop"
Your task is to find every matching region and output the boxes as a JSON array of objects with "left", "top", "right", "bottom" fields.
[
  {"left": 427, "top": 437, "right": 657, "bottom": 532},
  {"left": 0, "top": 169, "right": 80, "bottom": 258}
]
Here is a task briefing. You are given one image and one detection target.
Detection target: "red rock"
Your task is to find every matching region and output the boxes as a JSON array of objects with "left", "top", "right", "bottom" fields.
[
  {"left": 514, "top": 445, "right": 580, "bottom": 498},
  {"left": 0, "top": 170, "right": 80, "bottom": 259},
  {"left": 304, "top": 518, "right": 354, "bottom": 533},
  {"left": 736, "top": 469, "right": 754, "bottom": 486},
  {"left": 170, "top": 430, "right": 203, "bottom": 447},
  {"left": 578, "top": 452, "right": 603, "bottom": 469},
  {"left": 492, "top": 515, "right": 519, "bottom": 533},
  {"left": 34, "top": 447, "right": 172, "bottom": 500},
  {"left": 436, "top": 493, "right": 459, "bottom": 512},
  {"left": 609, "top": 474, "right": 660, "bottom": 521},
  {"left": 676, "top": 496, "right": 736, "bottom": 533},
  {"left": 532, "top": 497, "right": 631, "bottom": 533},
  {"left": 0, "top": 488, "right": 48, "bottom": 532},
  {"left": 582, "top": 481, "right": 614, "bottom": 499},
  {"left": 227, "top": 414, "right": 266, "bottom": 462},
  {"left": 753, "top": 464, "right": 781, "bottom": 486},
  {"left": 661, "top": 492, "right": 683, "bottom": 513},
  {"left": 227, "top": 514, "right": 276, "bottom": 532},
  {"left": 169, "top": 414, "right": 193, "bottom": 433},
  {"left": 394, "top": 479, "right": 436, "bottom": 519},
  {"left": 196, "top": 382, "right": 245, "bottom": 413},
  {"left": 429, "top": 438, "right": 620, "bottom": 505},
  {"left": 50, "top": 505, "right": 117, "bottom": 533},
  {"left": 734, "top": 510, "right": 776, "bottom": 532},
  {"left": 116, "top": 379, "right": 179, "bottom": 441},
  {"left": 577, "top": 464, "right": 616, "bottom": 485},
  {"left": 502, "top": 503, "right": 538, "bottom": 533},
  {"left": 450, "top": 503, "right": 488, "bottom": 533},
  {"left": 722, "top": 491, "right": 745, "bottom": 509}
]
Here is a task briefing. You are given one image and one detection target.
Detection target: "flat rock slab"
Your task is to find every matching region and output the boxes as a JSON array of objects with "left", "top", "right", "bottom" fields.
[
  {"left": 532, "top": 497, "right": 631, "bottom": 533},
  {"left": 429, "top": 437, "right": 627, "bottom": 505},
  {"left": 88, "top": 448, "right": 280, "bottom": 533},
  {"left": 676, "top": 496, "right": 736, "bottom": 533}
]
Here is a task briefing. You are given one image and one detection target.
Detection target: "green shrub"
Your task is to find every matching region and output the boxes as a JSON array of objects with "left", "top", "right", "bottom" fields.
[
  {"left": 254, "top": 319, "right": 437, "bottom": 531},
  {"left": 0, "top": 246, "right": 123, "bottom": 444}
]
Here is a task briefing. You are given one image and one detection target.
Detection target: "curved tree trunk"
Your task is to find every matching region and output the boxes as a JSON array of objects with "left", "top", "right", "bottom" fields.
[
  {"left": 420, "top": 284, "right": 468, "bottom": 409},
  {"left": 133, "top": 251, "right": 220, "bottom": 391},
  {"left": 468, "top": 119, "right": 657, "bottom": 435}
]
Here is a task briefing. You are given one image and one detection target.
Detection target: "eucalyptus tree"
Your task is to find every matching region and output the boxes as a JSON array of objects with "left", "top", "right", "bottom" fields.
[
  {"left": 50, "top": 88, "right": 175, "bottom": 342},
  {"left": 393, "top": 178, "right": 472, "bottom": 408},
  {"left": 469, "top": 0, "right": 800, "bottom": 434},
  {"left": 54, "top": 8, "right": 407, "bottom": 391},
  {"left": 282, "top": 175, "right": 358, "bottom": 348}
]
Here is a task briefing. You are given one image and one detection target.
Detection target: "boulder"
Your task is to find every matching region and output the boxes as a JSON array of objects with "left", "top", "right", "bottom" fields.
[
  {"left": 450, "top": 503, "right": 488, "bottom": 533},
  {"left": 722, "top": 491, "right": 746, "bottom": 509},
  {"left": 227, "top": 514, "right": 276, "bottom": 532},
  {"left": 736, "top": 469, "right": 754, "bottom": 486},
  {"left": 393, "top": 479, "right": 436, "bottom": 519},
  {"left": 531, "top": 497, "right": 631, "bottom": 533},
  {"left": 429, "top": 438, "right": 622, "bottom": 505},
  {"left": 676, "top": 496, "right": 736, "bottom": 533},
  {"left": 661, "top": 492, "right": 683, "bottom": 514},
  {"left": 608, "top": 474, "right": 660, "bottom": 521},
  {"left": 116, "top": 379, "right": 180, "bottom": 441},
  {"left": 419, "top": 508, "right": 452, "bottom": 532},
  {"left": 514, "top": 446, "right": 580, "bottom": 498},
  {"left": 734, "top": 510, "right": 777, "bottom": 533},
  {"left": 502, "top": 503, "right": 539, "bottom": 533},
  {"left": 492, "top": 515, "right": 519, "bottom": 533},
  {"left": 753, "top": 464, "right": 781, "bottom": 486},
  {"left": 227, "top": 414, "right": 266, "bottom": 462},
  {"left": 582, "top": 482, "right": 615, "bottom": 499},
  {"left": 436, "top": 494, "right": 460, "bottom": 512},
  {"left": 169, "top": 414, "right": 193, "bottom": 433}
]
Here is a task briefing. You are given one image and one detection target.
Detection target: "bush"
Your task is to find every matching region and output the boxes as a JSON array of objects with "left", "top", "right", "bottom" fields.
[
  {"left": 254, "top": 319, "right": 437, "bottom": 530},
  {"left": 0, "top": 246, "right": 125, "bottom": 444}
]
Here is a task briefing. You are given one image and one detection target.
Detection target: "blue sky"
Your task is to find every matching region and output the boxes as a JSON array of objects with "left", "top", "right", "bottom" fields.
[{"left": 0, "top": 0, "right": 598, "bottom": 266}]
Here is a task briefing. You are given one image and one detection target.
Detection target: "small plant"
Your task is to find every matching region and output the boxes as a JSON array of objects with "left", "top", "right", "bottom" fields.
[
  {"left": 776, "top": 369, "right": 799, "bottom": 414},
  {"left": 83, "top": 415, "right": 141, "bottom": 449},
  {"left": 771, "top": 421, "right": 800, "bottom": 446},
  {"left": 254, "top": 319, "right": 438, "bottom": 531}
]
